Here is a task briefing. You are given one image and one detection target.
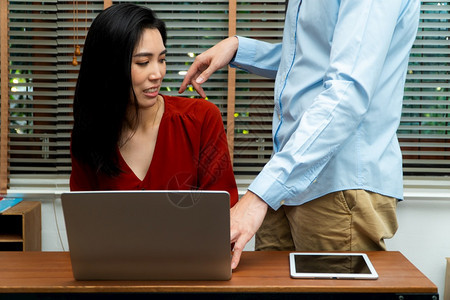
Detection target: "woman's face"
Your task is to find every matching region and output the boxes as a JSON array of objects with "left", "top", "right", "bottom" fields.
[{"left": 130, "top": 28, "right": 167, "bottom": 109}]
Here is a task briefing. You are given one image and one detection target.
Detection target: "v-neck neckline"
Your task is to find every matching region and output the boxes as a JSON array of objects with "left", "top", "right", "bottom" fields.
[{"left": 117, "top": 95, "right": 168, "bottom": 183}]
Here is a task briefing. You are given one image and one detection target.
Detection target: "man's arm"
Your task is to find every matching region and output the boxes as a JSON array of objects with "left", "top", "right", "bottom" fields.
[{"left": 179, "top": 36, "right": 283, "bottom": 97}]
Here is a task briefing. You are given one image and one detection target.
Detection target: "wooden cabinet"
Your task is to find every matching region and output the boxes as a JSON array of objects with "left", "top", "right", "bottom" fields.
[{"left": 0, "top": 201, "right": 41, "bottom": 251}]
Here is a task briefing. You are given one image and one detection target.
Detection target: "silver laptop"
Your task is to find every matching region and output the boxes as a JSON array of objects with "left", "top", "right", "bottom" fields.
[{"left": 61, "top": 190, "right": 231, "bottom": 281}]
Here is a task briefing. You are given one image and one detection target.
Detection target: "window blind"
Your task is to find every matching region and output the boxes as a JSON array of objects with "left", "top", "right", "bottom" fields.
[
  {"left": 400, "top": 0, "right": 450, "bottom": 175},
  {"left": 233, "top": 0, "right": 284, "bottom": 179},
  {"left": 0, "top": 1, "right": 449, "bottom": 194},
  {"left": 6, "top": 0, "right": 104, "bottom": 191},
  {"left": 8, "top": 0, "right": 61, "bottom": 191},
  {"left": 5, "top": 0, "right": 232, "bottom": 192}
]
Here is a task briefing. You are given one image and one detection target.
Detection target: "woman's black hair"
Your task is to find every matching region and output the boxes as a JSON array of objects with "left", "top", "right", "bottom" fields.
[{"left": 71, "top": 3, "right": 167, "bottom": 176}]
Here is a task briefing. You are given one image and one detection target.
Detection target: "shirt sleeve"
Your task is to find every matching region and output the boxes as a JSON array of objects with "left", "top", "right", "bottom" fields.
[
  {"left": 230, "top": 36, "right": 282, "bottom": 79},
  {"left": 197, "top": 102, "right": 239, "bottom": 207},
  {"left": 248, "top": 0, "right": 417, "bottom": 210}
]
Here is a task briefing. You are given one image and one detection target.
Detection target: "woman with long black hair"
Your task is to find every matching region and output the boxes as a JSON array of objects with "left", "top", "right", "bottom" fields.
[{"left": 70, "top": 3, "right": 237, "bottom": 207}]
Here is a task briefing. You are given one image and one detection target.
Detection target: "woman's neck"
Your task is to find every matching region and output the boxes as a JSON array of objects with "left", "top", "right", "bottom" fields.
[
  {"left": 140, "top": 95, "right": 164, "bottom": 130},
  {"left": 120, "top": 95, "right": 165, "bottom": 147},
  {"left": 127, "top": 95, "right": 164, "bottom": 129}
]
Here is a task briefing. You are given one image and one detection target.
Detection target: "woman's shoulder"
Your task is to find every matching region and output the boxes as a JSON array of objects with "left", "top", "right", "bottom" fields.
[{"left": 162, "top": 94, "right": 220, "bottom": 116}]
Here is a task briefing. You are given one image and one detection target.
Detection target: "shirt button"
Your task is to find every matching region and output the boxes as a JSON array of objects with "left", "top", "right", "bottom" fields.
[{"left": 280, "top": 200, "right": 285, "bottom": 205}]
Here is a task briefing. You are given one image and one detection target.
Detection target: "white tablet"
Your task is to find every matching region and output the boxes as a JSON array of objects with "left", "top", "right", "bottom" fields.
[{"left": 289, "top": 252, "right": 378, "bottom": 280}]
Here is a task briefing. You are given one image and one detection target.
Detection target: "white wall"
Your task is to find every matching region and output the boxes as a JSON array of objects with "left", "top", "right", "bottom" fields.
[
  {"left": 40, "top": 198, "right": 68, "bottom": 251},
  {"left": 39, "top": 195, "right": 450, "bottom": 296},
  {"left": 386, "top": 199, "right": 450, "bottom": 297}
]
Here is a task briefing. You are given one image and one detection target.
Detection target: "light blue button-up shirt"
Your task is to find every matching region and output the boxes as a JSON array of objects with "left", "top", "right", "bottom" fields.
[{"left": 231, "top": 0, "right": 420, "bottom": 210}]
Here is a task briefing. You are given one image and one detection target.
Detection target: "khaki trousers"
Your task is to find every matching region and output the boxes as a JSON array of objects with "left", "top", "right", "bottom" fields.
[{"left": 255, "top": 190, "right": 398, "bottom": 252}]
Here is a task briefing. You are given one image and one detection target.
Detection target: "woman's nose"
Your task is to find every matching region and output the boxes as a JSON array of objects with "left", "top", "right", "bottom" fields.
[{"left": 148, "top": 63, "right": 163, "bottom": 80}]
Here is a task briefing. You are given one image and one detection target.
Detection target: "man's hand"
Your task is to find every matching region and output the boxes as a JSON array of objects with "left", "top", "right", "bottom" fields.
[
  {"left": 178, "top": 37, "right": 239, "bottom": 98},
  {"left": 230, "top": 191, "right": 268, "bottom": 270}
]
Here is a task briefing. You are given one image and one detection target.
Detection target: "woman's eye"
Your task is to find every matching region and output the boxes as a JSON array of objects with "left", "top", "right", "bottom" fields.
[
  {"left": 136, "top": 61, "right": 148, "bottom": 66},
  {"left": 159, "top": 58, "right": 166, "bottom": 63}
]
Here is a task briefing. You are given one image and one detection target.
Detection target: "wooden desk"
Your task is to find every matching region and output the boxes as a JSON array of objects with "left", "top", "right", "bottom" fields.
[{"left": 0, "top": 251, "right": 438, "bottom": 299}]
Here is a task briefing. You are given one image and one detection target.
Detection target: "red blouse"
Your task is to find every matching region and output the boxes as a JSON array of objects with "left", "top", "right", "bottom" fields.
[{"left": 70, "top": 95, "right": 238, "bottom": 207}]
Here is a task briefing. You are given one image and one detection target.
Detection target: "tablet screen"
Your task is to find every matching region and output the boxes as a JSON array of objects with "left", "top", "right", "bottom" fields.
[{"left": 289, "top": 253, "right": 378, "bottom": 279}]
